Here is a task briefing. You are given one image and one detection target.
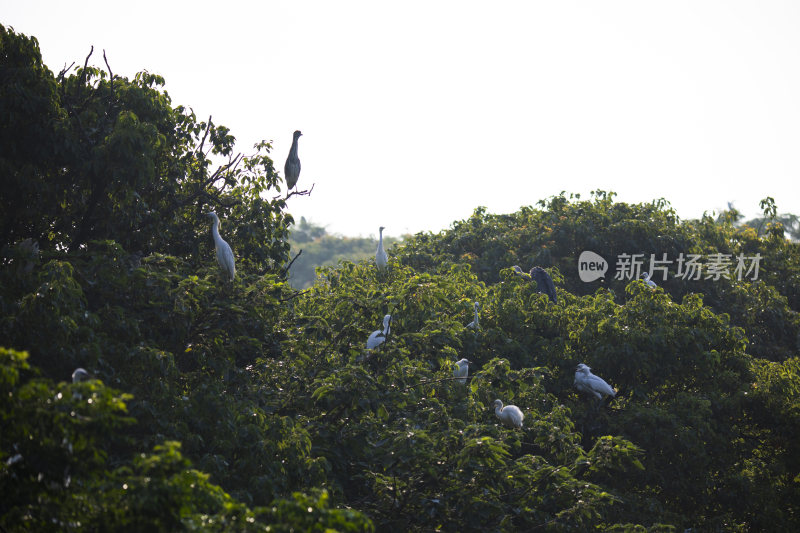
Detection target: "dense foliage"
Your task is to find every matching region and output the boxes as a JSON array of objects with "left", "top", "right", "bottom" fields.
[{"left": 2, "top": 25, "right": 800, "bottom": 531}]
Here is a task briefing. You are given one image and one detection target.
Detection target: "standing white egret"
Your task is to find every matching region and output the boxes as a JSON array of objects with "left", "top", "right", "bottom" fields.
[
  {"left": 376, "top": 226, "right": 388, "bottom": 271},
  {"left": 206, "top": 212, "right": 236, "bottom": 281},
  {"left": 641, "top": 272, "right": 657, "bottom": 288},
  {"left": 492, "top": 399, "right": 524, "bottom": 428},
  {"left": 366, "top": 314, "right": 392, "bottom": 350},
  {"left": 284, "top": 130, "right": 302, "bottom": 191},
  {"left": 453, "top": 358, "right": 471, "bottom": 384},
  {"left": 574, "top": 363, "right": 616, "bottom": 400},
  {"left": 467, "top": 302, "right": 480, "bottom": 329},
  {"left": 72, "top": 368, "right": 90, "bottom": 383}
]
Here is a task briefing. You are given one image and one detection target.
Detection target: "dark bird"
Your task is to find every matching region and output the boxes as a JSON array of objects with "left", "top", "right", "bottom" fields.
[
  {"left": 530, "top": 266, "right": 557, "bottom": 303},
  {"left": 284, "top": 130, "right": 302, "bottom": 191}
]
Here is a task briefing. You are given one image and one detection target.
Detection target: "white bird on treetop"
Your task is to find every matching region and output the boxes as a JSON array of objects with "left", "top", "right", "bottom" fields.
[
  {"left": 366, "top": 314, "right": 392, "bottom": 350},
  {"left": 492, "top": 399, "right": 524, "bottom": 428},
  {"left": 72, "top": 368, "right": 90, "bottom": 383},
  {"left": 206, "top": 211, "right": 236, "bottom": 281},
  {"left": 641, "top": 272, "right": 657, "bottom": 288},
  {"left": 574, "top": 363, "right": 616, "bottom": 400},
  {"left": 376, "top": 226, "right": 388, "bottom": 271},
  {"left": 454, "top": 358, "right": 471, "bottom": 384},
  {"left": 284, "top": 130, "right": 302, "bottom": 191},
  {"left": 467, "top": 301, "right": 480, "bottom": 330}
]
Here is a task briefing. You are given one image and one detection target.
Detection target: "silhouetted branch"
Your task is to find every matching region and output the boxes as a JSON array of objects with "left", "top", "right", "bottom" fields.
[
  {"left": 279, "top": 289, "right": 310, "bottom": 303},
  {"left": 197, "top": 116, "right": 212, "bottom": 157},
  {"left": 58, "top": 61, "right": 75, "bottom": 81},
  {"left": 172, "top": 153, "right": 244, "bottom": 211},
  {"left": 277, "top": 182, "right": 315, "bottom": 201},
  {"left": 102, "top": 49, "right": 114, "bottom": 92},
  {"left": 281, "top": 249, "right": 303, "bottom": 277},
  {"left": 79, "top": 46, "right": 94, "bottom": 85}
]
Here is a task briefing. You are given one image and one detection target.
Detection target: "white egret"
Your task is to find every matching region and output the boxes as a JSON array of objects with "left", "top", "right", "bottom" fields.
[
  {"left": 467, "top": 301, "right": 480, "bottom": 330},
  {"left": 366, "top": 314, "right": 392, "bottom": 350},
  {"left": 376, "top": 226, "right": 388, "bottom": 271},
  {"left": 492, "top": 399, "right": 524, "bottom": 428},
  {"left": 284, "top": 130, "right": 302, "bottom": 191},
  {"left": 72, "top": 368, "right": 90, "bottom": 383},
  {"left": 641, "top": 272, "right": 657, "bottom": 288},
  {"left": 206, "top": 212, "right": 236, "bottom": 281},
  {"left": 530, "top": 267, "right": 557, "bottom": 303},
  {"left": 453, "top": 358, "right": 471, "bottom": 384},
  {"left": 574, "top": 363, "right": 616, "bottom": 400}
]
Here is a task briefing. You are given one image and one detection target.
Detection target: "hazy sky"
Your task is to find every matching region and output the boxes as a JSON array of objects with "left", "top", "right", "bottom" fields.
[{"left": 5, "top": 1, "right": 800, "bottom": 237}]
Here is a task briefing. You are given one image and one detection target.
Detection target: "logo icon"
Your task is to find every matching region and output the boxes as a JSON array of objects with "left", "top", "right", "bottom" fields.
[{"left": 578, "top": 251, "right": 608, "bottom": 282}]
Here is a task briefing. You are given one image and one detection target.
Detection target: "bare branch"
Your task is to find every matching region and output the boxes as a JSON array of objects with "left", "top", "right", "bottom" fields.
[
  {"left": 281, "top": 249, "right": 303, "bottom": 278},
  {"left": 58, "top": 61, "right": 75, "bottom": 81},
  {"left": 279, "top": 288, "right": 310, "bottom": 303},
  {"left": 102, "top": 49, "right": 114, "bottom": 92},
  {"left": 276, "top": 182, "right": 315, "bottom": 201},
  {"left": 79, "top": 46, "right": 94, "bottom": 85},
  {"left": 197, "top": 115, "right": 212, "bottom": 157},
  {"left": 172, "top": 152, "right": 244, "bottom": 211}
]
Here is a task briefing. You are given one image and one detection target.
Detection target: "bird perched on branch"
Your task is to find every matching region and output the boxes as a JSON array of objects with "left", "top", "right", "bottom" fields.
[
  {"left": 376, "top": 226, "right": 388, "bottom": 271},
  {"left": 72, "top": 368, "right": 91, "bottom": 383},
  {"left": 530, "top": 266, "right": 557, "bottom": 303},
  {"left": 467, "top": 302, "right": 480, "bottom": 330},
  {"left": 206, "top": 211, "right": 236, "bottom": 281},
  {"left": 284, "top": 130, "right": 302, "bottom": 191},
  {"left": 641, "top": 272, "right": 657, "bottom": 288},
  {"left": 574, "top": 363, "right": 616, "bottom": 401},
  {"left": 367, "top": 314, "right": 392, "bottom": 350},
  {"left": 492, "top": 399, "right": 524, "bottom": 428},
  {"left": 453, "top": 358, "right": 471, "bottom": 384}
]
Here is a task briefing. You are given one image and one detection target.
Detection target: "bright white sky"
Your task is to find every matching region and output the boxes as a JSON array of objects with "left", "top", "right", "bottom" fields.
[{"left": 5, "top": 1, "right": 800, "bottom": 237}]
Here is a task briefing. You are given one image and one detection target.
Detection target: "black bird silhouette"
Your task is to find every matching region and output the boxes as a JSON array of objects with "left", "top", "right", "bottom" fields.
[
  {"left": 284, "top": 130, "right": 302, "bottom": 191},
  {"left": 530, "top": 266, "right": 557, "bottom": 303}
]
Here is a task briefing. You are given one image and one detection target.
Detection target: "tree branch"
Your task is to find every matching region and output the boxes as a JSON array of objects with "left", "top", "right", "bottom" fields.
[
  {"left": 172, "top": 153, "right": 244, "bottom": 211},
  {"left": 281, "top": 249, "right": 303, "bottom": 278},
  {"left": 79, "top": 46, "right": 94, "bottom": 85},
  {"left": 58, "top": 61, "right": 75, "bottom": 81},
  {"left": 102, "top": 49, "right": 114, "bottom": 92},
  {"left": 402, "top": 376, "right": 473, "bottom": 392},
  {"left": 275, "top": 182, "right": 315, "bottom": 201},
  {"left": 279, "top": 288, "right": 310, "bottom": 303},
  {"left": 197, "top": 116, "right": 212, "bottom": 157}
]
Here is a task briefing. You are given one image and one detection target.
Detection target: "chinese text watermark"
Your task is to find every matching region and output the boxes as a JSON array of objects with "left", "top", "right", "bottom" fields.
[{"left": 579, "top": 251, "right": 762, "bottom": 282}]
